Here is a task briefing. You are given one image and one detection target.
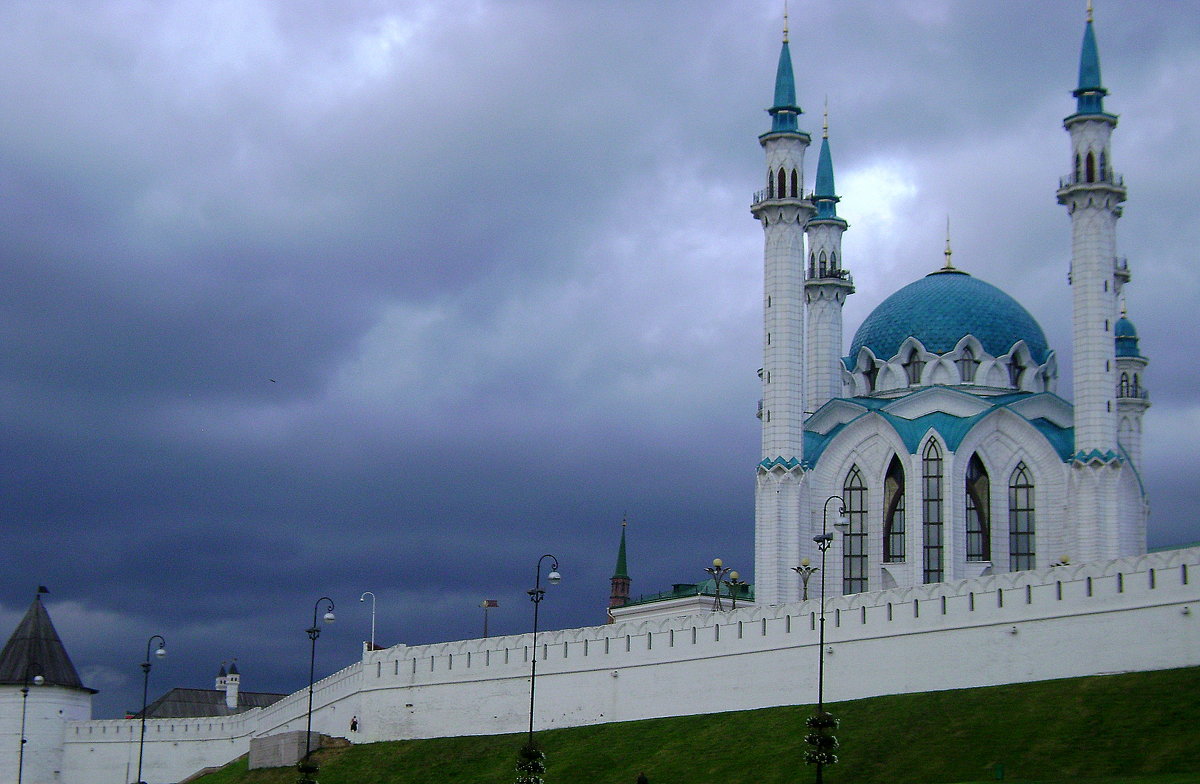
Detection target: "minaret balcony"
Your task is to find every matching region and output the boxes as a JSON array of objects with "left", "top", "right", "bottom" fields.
[
  {"left": 1057, "top": 171, "right": 1125, "bottom": 194},
  {"left": 752, "top": 189, "right": 809, "bottom": 207}
]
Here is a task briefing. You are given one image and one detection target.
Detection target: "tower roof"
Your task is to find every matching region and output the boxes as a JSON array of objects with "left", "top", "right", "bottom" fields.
[
  {"left": 0, "top": 592, "right": 94, "bottom": 692},
  {"left": 813, "top": 117, "right": 841, "bottom": 220},
  {"left": 1115, "top": 315, "right": 1142, "bottom": 357},
  {"left": 1073, "top": 8, "right": 1109, "bottom": 115},
  {"left": 767, "top": 40, "right": 802, "bottom": 134},
  {"left": 612, "top": 520, "right": 629, "bottom": 580}
]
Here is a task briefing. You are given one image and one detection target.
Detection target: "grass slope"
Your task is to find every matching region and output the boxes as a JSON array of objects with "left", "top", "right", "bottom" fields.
[{"left": 193, "top": 667, "right": 1200, "bottom": 784}]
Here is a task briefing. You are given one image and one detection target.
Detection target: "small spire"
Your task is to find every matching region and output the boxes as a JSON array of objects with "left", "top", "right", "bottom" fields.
[
  {"left": 1087, "top": 0, "right": 1093, "bottom": 23},
  {"left": 783, "top": 0, "right": 789, "bottom": 43},
  {"left": 1120, "top": 295, "right": 1127, "bottom": 316},
  {"left": 1073, "top": 1, "right": 1107, "bottom": 114},
  {"left": 612, "top": 516, "right": 629, "bottom": 580},
  {"left": 942, "top": 217, "right": 957, "bottom": 270},
  {"left": 822, "top": 96, "right": 829, "bottom": 139}
]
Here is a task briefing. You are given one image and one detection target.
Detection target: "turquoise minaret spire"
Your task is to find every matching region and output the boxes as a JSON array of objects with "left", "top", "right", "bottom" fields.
[
  {"left": 768, "top": 16, "right": 802, "bottom": 133},
  {"left": 813, "top": 109, "right": 840, "bottom": 220},
  {"left": 1073, "top": 1, "right": 1109, "bottom": 116}
]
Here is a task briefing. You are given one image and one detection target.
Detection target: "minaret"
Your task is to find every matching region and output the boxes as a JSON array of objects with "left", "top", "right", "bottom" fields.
[
  {"left": 804, "top": 106, "right": 853, "bottom": 414},
  {"left": 751, "top": 13, "right": 814, "bottom": 606},
  {"left": 1114, "top": 301, "right": 1149, "bottom": 469},
  {"left": 608, "top": 517, "right": 631, "bottom": 622},
  {"left": 1057, "top": 3, "right": 1129, "bottom": 561}
]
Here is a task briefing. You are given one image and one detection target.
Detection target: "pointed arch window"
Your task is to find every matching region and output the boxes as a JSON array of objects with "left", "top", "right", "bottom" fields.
[
  {"left": 790, "top": 168, "right": 799, "bottom": 198},
  {"left": 830, "top": 251, "right": 838, "bottom": 270},
  {"left": 956, "top": 346, "right": 979, "bottom": 383},
  {"left": 1099, "top": 151, "right": 1108, "bottom": 181},
  {"left": 965, "top": 454, "right": 990, "bottom": 561},
  {"left": 1075, "top": 153, "right": 1082, "bottom": 182},
  {"left": 1132, "top": 374, "right": 1141, "bottom": 397},
  {"left": 843, "top": 467, "right": 868, "bottom": 594},
  {"left": 883, "top": 456, "right": 906, "bottom": 563},
  {"left": 1009, "top": 463, "right": 1036, "bottom": 571},
  {"left": 904, "top": 348, "right": 925, "bottom": 386},
  {"left": 819, "top": 250, "right": 828, "bottom": 277},
  {"left": 809, "top": 251, "right": 816, "bottom": 278},
  {"left": 1118, "top": 372, "right": 1131, "bottom": 397},
  {"left": 777, "top": 168, "right": 787, "bottom": 199},
  {"left": 922, "top": 440, "right": 944, "bottom": 583},
  {"left": 1085, "top": 151, "right": 1095, "bottom": 183}
]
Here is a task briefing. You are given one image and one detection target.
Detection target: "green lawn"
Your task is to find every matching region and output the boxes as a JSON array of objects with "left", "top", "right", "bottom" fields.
[{"left": 192, "top": 667, "right": 1200, "bottom": 784}]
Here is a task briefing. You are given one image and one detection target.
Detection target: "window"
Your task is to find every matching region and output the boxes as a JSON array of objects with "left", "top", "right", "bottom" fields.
[
  {"left": 1008, "top": 357, "right": 1025, "bottom": 388},
  {"left": 843, "top": 467, "right": 868, "bottom": 594},
  {"left": 965, "top": 454, "right": 990, "bottom": 561},
  {"left": 790, "top": 168, "right": 799, "bottom": 198},
  {"left": 863, "top": 363, "right": 879, "bottom": 394},
  {"left": 777, "top": 168, "right": 787, "bottom": 199},
  {"left": 957, "top": 346, "right": 979, "bottom": 383},
  {"left": 1009, "top": 463, "right": 1036, "bottom": 571},
  {"left": 1119, "top": 372, "right": 1130, "bottom": 397},
  {"left": 1074, "top": 153, "right": 1081, "bottom": 181},
  {"left": 1099, "top": 151, "right": 1107, "bottom": 181},
  {"left": 884, "top": 456, "right": 905, "bottom": 562},
  {"left": 905, "top": 348, "right": 924, "bottom": 385},
  {"left": 1085, "top": 151, "right": 1095, "bottom": 182},
  {"left": 922, "top": 441, "right": 944, "bottom": 583}
]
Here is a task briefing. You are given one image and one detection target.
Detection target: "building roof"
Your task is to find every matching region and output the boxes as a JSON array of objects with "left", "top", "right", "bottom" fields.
[
  {"left": 0, "top": 593, "right": 94, "bottom": 693},
  {"left": 1115, "top": 315, "right": 1142, "bottom": 357},
  {"left": 130, "top": 687, "right": 286, "bottom": 719},
  {"left": 847, "top": 268, "right": 1050, "bottom": 364},
  {"left": 621, "top": 577, "right": 753, "bottom": 609}
]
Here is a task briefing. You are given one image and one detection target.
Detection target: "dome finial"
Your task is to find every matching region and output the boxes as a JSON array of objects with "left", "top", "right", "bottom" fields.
[
  {"left": 1087, "top": 0, "right": 1093, "bottom": 24},
  {"left": 942, "top": 216, "right": 956, "bottom": 271},
  {"left": 783, "top": 0, "right": 789, "bottom": 43},
  {"left": 1120, "top": 294, "right": 1127, "bottom": 316}
]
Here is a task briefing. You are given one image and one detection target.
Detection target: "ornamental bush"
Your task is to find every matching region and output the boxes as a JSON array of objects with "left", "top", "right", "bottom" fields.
[{"left": 515, "top": 742, "right": 547, "bottom": 784}]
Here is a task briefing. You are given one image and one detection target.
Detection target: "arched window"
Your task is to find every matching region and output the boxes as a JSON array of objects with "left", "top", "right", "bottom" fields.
[
  {"left": 905, "top": 348, "right": 925, "bottom": 386},
  {"left": 863, "top": 363, "right": 879, "bottom": 395},
  {"left": 965, "top": 454, "right": 990, "bottom": 561},
  {"left": 957, "top": 346, "right": 979, "bottom": 383},
  {"left": 1008, "top": 357, "right": 1025, "bottom": 388},
  {"left": 809, "top": 251, "right": 816, "bottom": 278},
  {"left": 843, "top": 467, "right": 868, "bottom": 594},
  {"left": 883, "top": 456, "right": 905, "bottom": 563},
  {"left": 1132, "top": 374, "right": 1141, "bottom": 396},
  {"left": 1009, "top": 463, "right": 1036, "bottom": 571},
  {"left": 922, "top": 440, "right": 944, "bottom": 583},
  {"left": 790, "top": 168, "right": 799, "bottom": 198},
  {"left": 819, "top": 250, "right": 827, "bottom": 277},
  {"left": 1099, "top": 151, "right": 1107, "bottom": 181},
  {"left": 777, "top": 168, "right": 787, "bottom": 199},
  {"left": 1085, "top": 151, "right": 1095, "bottom": 183},
  {"left": 1074, "top": 153, "right": 1082, "bottom": 181},
  {"left": 830, "top": 251, "right": 838, "bottom": 270},
  {"left": 1119, "top": 372, "right": 1131, "bottom": 397}
]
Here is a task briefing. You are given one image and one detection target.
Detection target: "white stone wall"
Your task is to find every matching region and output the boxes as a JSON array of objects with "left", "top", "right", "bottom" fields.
[
  {"left": 0, "top": 686, "right": 90, "bottom": 784},
  {"left": 35, "top": 548, "right": 1200, "bottom": 784}
]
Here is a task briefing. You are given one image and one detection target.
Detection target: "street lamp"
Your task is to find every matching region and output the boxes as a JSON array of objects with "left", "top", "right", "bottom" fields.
[
  {"left": 135, "top": 635, "right": 166, "bottom": 784},
  {"left": 301, "top": 597, "right": 335, "bottom": 780},
  {"left": 17, "top": 662, "right": 44, "bottom": 784},
  {"left": 805, "top": 495, "right": 847, "bottom": 783},
  {"left": 359, "top": 591, "right": 376, "bottom": 650},
  {"left": 704, "top": 558, "right": 732, "bottom": 611},
  {"left": 726, "top": 571, "right": 747, "bottom": 610},
  {"left": 526, "top": 555, "right": 561, "bottom": 743},
  {"left": 793, "top": 557, "right": 818, "bottom": 601}
]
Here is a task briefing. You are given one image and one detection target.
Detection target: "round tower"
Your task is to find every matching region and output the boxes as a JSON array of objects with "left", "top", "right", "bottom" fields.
[
  {"left": 804, "top": 108, "right": 853, "bottom": 414},
  {"left": 1114, "top": 304, "right": 1149, "bottom": 469},
  {"left": 751, "top": 17, "right": 814, "bottom": 606}
]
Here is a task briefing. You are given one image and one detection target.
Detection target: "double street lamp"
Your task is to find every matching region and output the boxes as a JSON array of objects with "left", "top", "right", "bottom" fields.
[
  {"left": 17, "top": 662, "right": 44, "bottom": 784},
  {"left": 301, "top": 597, "right": 335, "bottom": 780},
  {"left": 704, "top": 558, "right": 731, "bottom": 610},
  {"left": 135, "top": 635, "right": 167, "bottom": 784},
  {"left": 804, "top": 495, "right": 849, "bottom": 783}
]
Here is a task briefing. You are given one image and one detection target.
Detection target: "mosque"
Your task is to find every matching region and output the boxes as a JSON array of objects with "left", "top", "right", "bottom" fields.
[{"left": 0, "top": 9, "right": 1191, "bottom": 784}]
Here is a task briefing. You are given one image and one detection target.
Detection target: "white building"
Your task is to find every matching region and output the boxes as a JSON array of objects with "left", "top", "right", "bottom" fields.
[{"left": 0, "top": 9, "right": 1193, "bottom": 784}]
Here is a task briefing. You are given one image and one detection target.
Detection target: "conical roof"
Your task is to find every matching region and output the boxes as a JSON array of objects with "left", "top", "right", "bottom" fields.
[{"left": 0, "top": 593, "right": 94, "bottom": 692}]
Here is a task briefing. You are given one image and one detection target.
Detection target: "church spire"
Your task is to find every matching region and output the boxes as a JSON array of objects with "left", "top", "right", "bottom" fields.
[
  {"left": 1073, "top": 1, "right": 1108, "bottom": 115},
  {"left": 608, "top": 516, "right": 631, "bottom": 619}
]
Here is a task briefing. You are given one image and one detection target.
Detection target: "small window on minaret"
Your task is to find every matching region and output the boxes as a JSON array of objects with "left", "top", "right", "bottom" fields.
[
  {"left": 1099, "top": 151, "right": 1107, "bottom": 181},
  {"left": 1119, "top": 372, "right": 1130, "bottom": 397},
  {"left": 1085, "top": 152, "right": 1095, "bottom": 183},
  {"left": 1075, "top": 153, "right": 1082, "bottom": 181},
  {"left": 830, "top": 252, "right": 838, "bottom": 270},
  {"left": 819, "top": 250, "right": 827, "bottom": 277},
  {"left": 777, "top": 168, "right": 787, "bottom": 199},
  {"left": 790, "top": 169, "right": 799, "bottom": 198}
]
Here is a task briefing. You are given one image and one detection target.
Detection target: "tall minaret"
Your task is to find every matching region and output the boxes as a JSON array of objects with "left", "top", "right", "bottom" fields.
[
  {"left": 751, "top": 13, "right": 814, "bottom": 606},
  {"left": 804, "top": 107, "right": 853, "bottom": 414},
  {"left": 1057, "top": 3, "right": 1128, "bottom": 561}
]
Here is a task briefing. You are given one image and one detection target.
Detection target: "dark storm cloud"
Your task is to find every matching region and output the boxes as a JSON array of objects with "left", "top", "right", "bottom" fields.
[{"left": 0, "top": 1, "right": 1197, "bottom": 717}]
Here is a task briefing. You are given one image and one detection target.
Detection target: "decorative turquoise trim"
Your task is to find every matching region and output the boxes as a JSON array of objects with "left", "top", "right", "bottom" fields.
[
  {"left": 1071, "top": 449, "right": 1123, "bottom": 465},
  {"left": 759, "top": 456, "right": 804, "bottom": 471}
]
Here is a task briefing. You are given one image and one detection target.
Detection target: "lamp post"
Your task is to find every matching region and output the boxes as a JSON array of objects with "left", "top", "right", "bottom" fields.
[
  {"left": 17, "top": 662, "right": 43, "bottom": 784},
  {"left": 704, "top": 558, "right": 732, "bottom": 610},
  {"left": 726, "top": 571, "right": 747, "bottom": 610},
  {"left": 793, "top": 557, "right": 818, "bottom": 601},
  {"left": 302, "top": 597, "right": 335, "bottom": 776},
  {"left": 526, "top": 555, "right": 561, "bottom": 744},
  {"left": 359, "top": 591, "right": 376, "bottom": 650},
  {"left": 135, "top": 635, "right": 166, "bottom": 784},
  {"left": 806, "top": 495, "right": 847, "bottom": 784}
]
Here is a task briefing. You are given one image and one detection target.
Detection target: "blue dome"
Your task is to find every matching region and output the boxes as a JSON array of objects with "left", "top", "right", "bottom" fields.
[
  {"left": 849, "top": 269, "right": 1050, "bottom": 364},
  {"left": 1115, "top": 315, "right": 1141, "bottom": 357}
]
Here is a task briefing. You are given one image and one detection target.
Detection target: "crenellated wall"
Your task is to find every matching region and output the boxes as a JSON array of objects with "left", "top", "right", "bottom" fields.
[{"left": 52, "top": 547, "right": 1200, "bottom": 784}]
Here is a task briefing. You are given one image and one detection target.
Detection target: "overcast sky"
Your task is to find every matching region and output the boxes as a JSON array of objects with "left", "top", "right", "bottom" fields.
[{"left": 1, "top": 1, "right": 1197, "bottom": 719}]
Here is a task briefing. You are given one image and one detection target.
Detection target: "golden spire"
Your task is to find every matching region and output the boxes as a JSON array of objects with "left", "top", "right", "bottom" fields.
[
  {"left": 1120, "top": 295, "right": 1128, "bottom": 316},
  {"left": 783, "top": 0, "right": 789, "bottom": 43},
  {"left": 1087, "top": 0, "right": 1094, "bottom": 23},
  {"left": 823, "top": 96, "right": 829, "bottom": 139},
  {"left": 942, "top": 216, "right": 956, "bottom": 271}
]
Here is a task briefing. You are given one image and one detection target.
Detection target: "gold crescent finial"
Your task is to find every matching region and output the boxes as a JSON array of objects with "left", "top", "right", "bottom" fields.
[
  {"left": 942, "top": 216, "right": 956, "bottom": 270},
  {"left": 1087, "top": 0, "right": 1094, "bottom": 23},
  {"left": 783, "top": 0, "right": 789, "bottom": 43}
]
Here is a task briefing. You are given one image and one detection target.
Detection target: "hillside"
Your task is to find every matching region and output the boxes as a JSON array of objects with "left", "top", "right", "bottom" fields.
[{"left": 192, "top": 666, "right": 1200, "bottom": 784}]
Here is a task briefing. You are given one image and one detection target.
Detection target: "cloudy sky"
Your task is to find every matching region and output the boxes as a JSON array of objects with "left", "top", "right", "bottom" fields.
[{"left": 1, "top": 0, "right": 1197, "bottom": 719}]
